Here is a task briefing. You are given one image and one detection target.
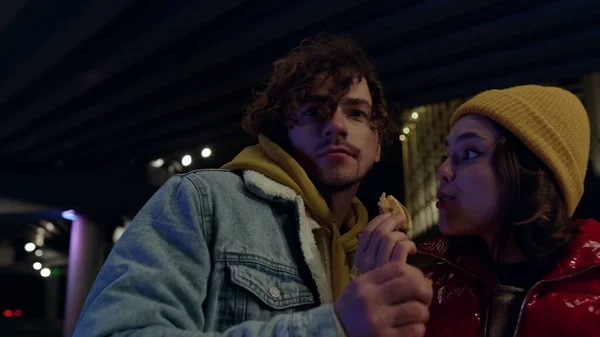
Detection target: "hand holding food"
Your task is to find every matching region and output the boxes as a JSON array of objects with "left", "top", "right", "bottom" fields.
[
  {"left": 355, "top": 193, "right": 416, "bottom": 273},
  {"left": 376, "top": 193, "right": 433, "bottom": 286}
]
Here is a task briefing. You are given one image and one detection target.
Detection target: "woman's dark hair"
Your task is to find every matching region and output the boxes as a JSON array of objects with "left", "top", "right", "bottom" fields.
[
  {"left": 492, "top": 129, "right": 573, "bottom": 264},
  {"left": 241, "top": 32, "right": 397, "bottom": 148}
]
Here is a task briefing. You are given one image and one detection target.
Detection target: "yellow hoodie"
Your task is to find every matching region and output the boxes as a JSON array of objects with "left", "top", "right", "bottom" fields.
[{"left": 222, "top": 134, "right": 368, "bottom": 300}]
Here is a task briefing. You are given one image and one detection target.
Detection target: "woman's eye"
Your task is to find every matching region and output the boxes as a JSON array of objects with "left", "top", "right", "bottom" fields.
[{"left": 463, "top": 150, "right": 481, "bottom": 160}]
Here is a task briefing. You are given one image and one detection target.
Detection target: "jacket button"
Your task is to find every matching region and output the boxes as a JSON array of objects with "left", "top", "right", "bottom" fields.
[{"left": 269, "top": 286, "right": 281, "bottom": 298}]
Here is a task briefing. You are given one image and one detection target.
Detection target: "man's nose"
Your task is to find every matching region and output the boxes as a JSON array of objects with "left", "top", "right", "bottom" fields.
[{"left": 322, "top": 110, "right": 348, "bottom": 139}]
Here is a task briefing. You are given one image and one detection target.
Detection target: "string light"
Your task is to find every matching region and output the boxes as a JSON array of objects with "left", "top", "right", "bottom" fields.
[
  {"left": 181, "top": 155, "right": 192, "bottom": 167},
  {"left": 148, "top": 145, "right": 214, "bottom": 170},
  {"left": 150, "top": 158, "right": 164, "bottom": 168},
  {"left": 40, "top": 268, "right": 51, "bottom": 277}
]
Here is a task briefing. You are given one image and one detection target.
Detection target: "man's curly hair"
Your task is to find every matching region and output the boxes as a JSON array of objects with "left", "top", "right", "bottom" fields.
[{"left": 242, "top": 32, "right": 397, "bottom": 148}]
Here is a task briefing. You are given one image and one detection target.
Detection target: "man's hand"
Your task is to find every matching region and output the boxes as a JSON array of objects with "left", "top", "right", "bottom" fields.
[{"left": 334, "top": 261, "right": 433, "bottom": 337}]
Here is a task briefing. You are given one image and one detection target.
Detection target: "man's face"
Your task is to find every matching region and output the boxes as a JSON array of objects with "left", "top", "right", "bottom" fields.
[{"left": 288, "top": 76, "right": 381, "bottom": 191}]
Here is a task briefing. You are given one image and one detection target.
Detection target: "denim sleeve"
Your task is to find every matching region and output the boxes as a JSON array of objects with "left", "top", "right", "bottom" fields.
[{"left": 73, "top": 175, "right": 341, "bottom": 337}]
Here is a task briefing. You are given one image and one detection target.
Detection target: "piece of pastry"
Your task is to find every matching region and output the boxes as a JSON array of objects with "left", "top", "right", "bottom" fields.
[
  {"left": 378, "top": 192, "right": 402, "bottom": 214},
  {"left": 378, "top": 193, "right": 412, "bottom": 231}
]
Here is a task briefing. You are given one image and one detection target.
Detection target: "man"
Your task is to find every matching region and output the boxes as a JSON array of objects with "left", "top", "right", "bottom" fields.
[{"left": 74, "top": 33, "right": 432, "bottom": 337}]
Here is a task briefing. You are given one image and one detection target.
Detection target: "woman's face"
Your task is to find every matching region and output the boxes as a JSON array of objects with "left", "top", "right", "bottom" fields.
[{"left": 436, "top": 114, "right": 504, "bottom": 241}]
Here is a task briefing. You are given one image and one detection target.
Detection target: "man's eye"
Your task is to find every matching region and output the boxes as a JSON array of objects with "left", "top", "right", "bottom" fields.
[
  {"left": 350, "top": 110, "right": 368, "bottom": 120},
  {"left": 304, "top": 108, "right": 317, "bottom": 116},
  {"left": 304, "top": 106, "right": 326, "bottom": 117}
]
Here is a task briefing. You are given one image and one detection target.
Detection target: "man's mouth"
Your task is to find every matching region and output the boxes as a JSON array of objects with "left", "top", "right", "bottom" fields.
[{"left": 317, "top": 147, "right": 355, "bottom": 158}]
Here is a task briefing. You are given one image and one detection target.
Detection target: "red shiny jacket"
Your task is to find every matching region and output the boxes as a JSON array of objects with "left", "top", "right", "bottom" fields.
[{"left": 419, "top": 218, "right": 600, "bottom": 337}]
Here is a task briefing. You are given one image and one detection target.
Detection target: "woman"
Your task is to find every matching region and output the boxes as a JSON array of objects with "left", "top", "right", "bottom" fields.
[{"left": 420, "top": 85, "right": 600, "bottom": 337}]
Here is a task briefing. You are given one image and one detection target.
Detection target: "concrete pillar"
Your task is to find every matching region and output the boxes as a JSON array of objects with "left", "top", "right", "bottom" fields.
[
  {"left": 583, "top": 72, "right": 600, "bottom": 176},
  {"left": 63, "top": 215, "right": 105, "bottom": 337},
  {"left": 45, "top": 276, "right": 59, "bottom": 320}
]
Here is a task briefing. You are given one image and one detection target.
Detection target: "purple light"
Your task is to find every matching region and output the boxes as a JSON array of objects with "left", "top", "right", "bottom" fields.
[{"left": 61, "top": 209, "right": 77, "bottom": 221}]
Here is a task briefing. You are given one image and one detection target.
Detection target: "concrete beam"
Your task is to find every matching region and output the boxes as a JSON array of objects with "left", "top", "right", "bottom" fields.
[{"left": 0, "top": 197, "right": 54, "bottom": 215}]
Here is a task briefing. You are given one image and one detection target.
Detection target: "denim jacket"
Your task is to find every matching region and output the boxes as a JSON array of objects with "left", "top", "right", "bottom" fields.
[{"left": 73, "top": 169, "right": 344, "bottom": 337}]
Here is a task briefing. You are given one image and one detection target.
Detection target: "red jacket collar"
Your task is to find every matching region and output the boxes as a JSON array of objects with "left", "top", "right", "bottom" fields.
[
  {"left": 418, "top": 218, "right": 600, "bottom": 284},
  {"left": 546, "top": 218, "right": 600, "bottom": 278}
]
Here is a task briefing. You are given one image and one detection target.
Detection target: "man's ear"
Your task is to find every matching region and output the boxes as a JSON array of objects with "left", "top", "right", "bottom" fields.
[{"left": 375, "top": 137, "right": 381, "bottom": 162}]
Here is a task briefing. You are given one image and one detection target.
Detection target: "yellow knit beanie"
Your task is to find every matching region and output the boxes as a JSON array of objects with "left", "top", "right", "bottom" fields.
[{"left": 451, "top": 85, "right": 590, "bottom": 217}]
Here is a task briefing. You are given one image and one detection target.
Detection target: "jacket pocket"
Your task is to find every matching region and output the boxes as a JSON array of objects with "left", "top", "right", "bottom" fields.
[{"left": 227, "top": 259, "right": 316, "bottom": 310}]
